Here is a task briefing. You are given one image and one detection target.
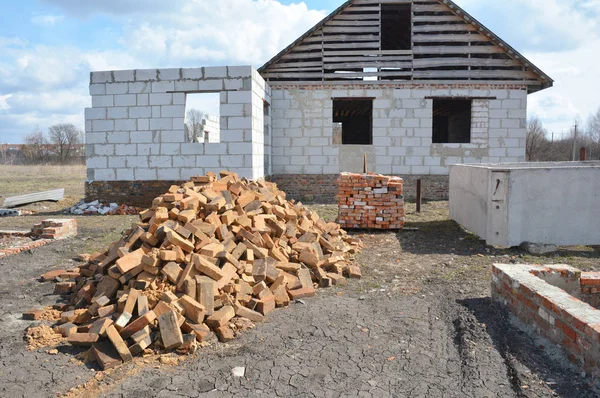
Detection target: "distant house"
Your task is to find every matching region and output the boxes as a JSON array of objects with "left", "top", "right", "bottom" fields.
[{"left": 84, "top": 0, "right": 552, "bottom": 205}]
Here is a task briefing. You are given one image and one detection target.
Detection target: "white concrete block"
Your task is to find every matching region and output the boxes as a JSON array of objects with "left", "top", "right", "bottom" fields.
[
  {"left": 501, "top": 119, "right": 520, "bottom": 129},
  {"left": 128, "top": 82, "right": 151, "bottom": 94},
  {"left": 152, "top": 81, "right": 175, "bottom": 93},
  {"left": 157, "top": 168, "right": 181, "bottom": 180},
  {"left": 197, "top": 80, "right": 223, "bottom": 91},
  {"left": 85, "top": 108, "right": 107, "bottom": 120},
  {"left": 86, "top": 133, "right": 107, "bottom": 144},
  {"left": 227, "top": 91, "right": 252, "bottom": 104},
  {"left": 115, "top": 144, "right": 137, "bottom": 156},
  {"left": 224, "top": 79, "right": 243, "bottom": 90},
  {"left": 205, "top": 66, "right": 228, "bottom": 79},
  {"left": 137, "top": 94, "right": 149, "bottom": 106},
  {"left": 411, "top": 166, "right": 431, "bottom": 174},
  {"left": 137, "top": 143, "right": 159, "bottom": 156},
  {"left": 149, "top": 93, "right": 173, "bottom": 106},
  {"left": 159, "top": 68, "right": 180, "bottom": 81},
  {"left": 113, "top": 70, "right": 135, "bottom": 82},
  {"left": 173, "top": 93, "right": 186, "bottom": 105},
  {"left": 228, "top": 66, "right": 252, "bottom": 78},
  {"left": 107, "top": 107, "right": 128, "bottom": 119},
  {"left": 92, "top": 95, "right": 114, "bottom": 107},
  {"left": 114, "top": 119, "right": 136, "bottom": 131},
  {"left": 161, "top": 105, "right": 185, "bottom": 118},
  {"left": 196, "top": 155, "right": 221, "bottom": 168},
  {"left": 108, "top": 156, "right": 126, "bottom": 168},
  {"left": 91, "top": 71, "right": 112, "bottom": 84},
  {"left": 116, "top": 168, "right": 134, "bottom": 180},
  {"left": 392, "top": 166, "right": 412, "bottom": 175},
  {"left": 114, "top": 94, "right": 137, "bottom": 107},
  {"left": 160, "top": 130, "right": 185, "bottom": 143},
  {"left": 129, "top": 106, "right": 151, "bottom": 119},
  {"left": 106, "top": 83, "right": 128, "bottom": 95},
  {"left": 180, "top": 143, "right": 205, "bottom": 155},
  {"left": 175, "top": 80, "right": 199, "bottom": 92},
  {"left": 160, "top": 143, "right": 181, "bottom": 155},
  {"left": 106, "top": 131, "right": 130, "bottom": 144},
  {"left": 92, "top": 120, "right": 114, "bottom": 132},
  {"left": 135, "top": 69, "right": 158, "bottom": 81},
  {"left": 402, "top": 119, "right": 420, "bottom": 128},
  {"left": 182, "top": 68, "right": 203, "bottom": 79},
  {"left": 502, "top": 100, "right": 521, "bottom": 109},
  {"left": 149, "top": 156, "right": 172, "bottom": 168},
  {"left": 134, "top": 168, "right": 157, "bottom": 180},
  {"left": 94, "top": 144, "right": 115, "bottom": 156},
  {"left": 173, "top": 155, "right": 196, "bottom": 167},
  {"left": 149, "top": 118, "right": 173, "bottom": 130},
  {"left": 87, "top": 156, "right": 107, "bottom": 168},
  {"left": 137, "top": 119, "right": 149, "bottom": 131},
  {"left": 94, "top": 168, "right": 116, "bottom": 181},
  {"left": 90, "top": 84, "right": 106, "bottom": 95},
  {"left": 130, "top": 131, "right": 152, "bottom": 143}
]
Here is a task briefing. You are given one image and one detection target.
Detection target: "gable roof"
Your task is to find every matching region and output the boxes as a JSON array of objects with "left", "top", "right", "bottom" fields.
[{"left": 259, "top": 0, "right": 553, "bottom": 92}]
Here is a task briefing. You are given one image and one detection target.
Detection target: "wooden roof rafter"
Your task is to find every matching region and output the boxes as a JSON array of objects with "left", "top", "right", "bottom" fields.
[{"left": 258, "top": 0, "right": 553, "bottom": 92}]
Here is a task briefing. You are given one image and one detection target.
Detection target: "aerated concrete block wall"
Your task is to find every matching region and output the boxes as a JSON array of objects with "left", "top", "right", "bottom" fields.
[
  {"left": 85, "top": 66, "right": 270, "bottom": 183},
  {"left": 269, "top": 84, "right": 527, "bottom": 177}
]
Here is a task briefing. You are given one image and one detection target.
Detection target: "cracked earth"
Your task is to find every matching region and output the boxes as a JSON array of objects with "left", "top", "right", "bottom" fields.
[{"left": 0, "top": 202, "right": 598, "bottom": 397}]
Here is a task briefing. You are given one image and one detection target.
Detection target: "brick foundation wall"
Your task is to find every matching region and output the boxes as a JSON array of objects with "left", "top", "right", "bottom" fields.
[
  {"left": 492, "top": 263, "right": 600, "bottom": 378},
  {"left": 86, "top": 180, "right": 186, "bottom": 208},
  {"left": 87, "top": 174, "right": 450, "bottom": 207},
  {"left": 269, "top": 174, "right": 448, "bottom": 203}
]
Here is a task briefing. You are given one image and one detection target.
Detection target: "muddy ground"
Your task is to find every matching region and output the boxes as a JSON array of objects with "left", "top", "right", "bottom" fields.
[{"left": 0, "top": 200, "right": 599, "bottom": 397}]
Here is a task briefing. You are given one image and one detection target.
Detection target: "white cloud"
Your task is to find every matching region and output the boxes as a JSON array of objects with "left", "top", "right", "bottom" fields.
[
  {"left": 1, "top": 0, "right": 599, "bottom": 143},
  {"left": 31, "top": 15, "right": 64, "bottom": 27}
]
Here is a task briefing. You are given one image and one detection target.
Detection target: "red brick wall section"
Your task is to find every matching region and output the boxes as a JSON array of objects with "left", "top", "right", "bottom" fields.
[
  {"left": 87, "top": 176, "right": 450, "bottom": 206},
  {"left": 492, "top": 263, "right": 600, "bottom": 378},
  {"left": 0, "top": 219, "right": 77, "bottom": 259},
  {"left": 85, "top": 180, "right": 187, "bottom": 208},
  {"left": 337, "top": 173, "right": 405, "bottom": 230},
  {"left": 31, "top": 219, "right": 78, "bottom": 240}
]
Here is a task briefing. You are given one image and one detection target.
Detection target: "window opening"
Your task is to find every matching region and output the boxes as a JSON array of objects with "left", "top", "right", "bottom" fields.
[
  {"left": 333, "top": 99, "right": 373, "bottom": 145},
  {"left": 184, "top": 93, "right": 220, "bottom": 143},
  {"left": 432, "top": 99, "right": 472, "bottom": 143},
  {"left": 381, "top": 4, "right": 412, "bottom": 51}
]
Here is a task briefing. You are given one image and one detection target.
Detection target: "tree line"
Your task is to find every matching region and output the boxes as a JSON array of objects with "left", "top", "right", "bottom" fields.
[
  {"left": 0, "top": 123, "right": 85, "bottom": 165},
  {"left": 526, "top": 106, "right": 600, "bottom": 162}
]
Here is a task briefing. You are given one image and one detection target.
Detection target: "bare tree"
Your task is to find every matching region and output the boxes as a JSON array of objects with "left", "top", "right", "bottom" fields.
[
  {"left": 526, "top": 117, "right": 548, "bottom": 161},
  {"left": 185, "top": 109, "right": 204, "bottom": 143},
  {"left": 587, "top": 107, "right": 600, "bottom": 159},
  {"left": 23, "top": 129, "right": 49, "bottom": 164},
  {"left": 48, "top": 123, "right": 82, "bottom": 164}
]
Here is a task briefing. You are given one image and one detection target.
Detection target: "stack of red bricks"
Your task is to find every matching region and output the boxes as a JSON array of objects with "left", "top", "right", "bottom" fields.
[
  {"left": 31, "top": 219, "right": 78, "bottom": 240},
  {"left": 337, "top": 172, "right": 405, "bottom": 230}
]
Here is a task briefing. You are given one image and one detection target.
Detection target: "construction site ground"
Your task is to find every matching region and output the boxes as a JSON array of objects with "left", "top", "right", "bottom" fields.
[{"left": 1, "top": 166, "right": 599, "bottom": 397}]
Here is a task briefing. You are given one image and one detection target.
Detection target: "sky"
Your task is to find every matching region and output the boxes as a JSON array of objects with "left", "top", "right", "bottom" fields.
[{"left": 0, "top": 0, "right": 599, "bottom": 143}]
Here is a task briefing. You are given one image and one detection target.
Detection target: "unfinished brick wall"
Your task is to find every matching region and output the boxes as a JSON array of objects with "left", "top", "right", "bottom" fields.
[
  {"left": 492, "top": 263, "right": 600, "bottom": 378},
  {"left": 337, "top": 173, "right": 405, "bottom": 229},
  {"left": 31, "top": 219, "right": 78, "bottom": 240}
]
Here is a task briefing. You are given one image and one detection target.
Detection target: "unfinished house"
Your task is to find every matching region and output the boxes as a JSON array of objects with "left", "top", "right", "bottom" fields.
[{"left": 84, "top": 0, "right": 552, "bottom": 206}]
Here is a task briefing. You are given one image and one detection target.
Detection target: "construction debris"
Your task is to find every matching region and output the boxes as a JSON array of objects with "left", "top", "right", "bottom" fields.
[
  {"left": 2, "top": 188, "right": 65, "bottom": 208},
  {"left": 67, "top": 200, "right": 142, "bottom": 215},
  {"left": 34, "top": 172, "right": 362, "bottom": 369},
  {"left": 337, "top": 173, "right": 405, "bottom": 230}
]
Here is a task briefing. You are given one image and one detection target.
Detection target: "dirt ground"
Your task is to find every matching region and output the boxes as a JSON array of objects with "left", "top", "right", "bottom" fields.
[{"left": 0, "top": 167, "right": 599, "bottom": 397}]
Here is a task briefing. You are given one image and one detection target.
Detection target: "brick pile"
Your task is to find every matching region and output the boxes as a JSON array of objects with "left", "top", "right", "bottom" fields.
[
  {"left": 32, "top": 171, "right": 362, "bottom": 370},
  {"left": 337, "top": 172, "right": 405, "bottom": 230},
  {"left": 31, "top": 219, "right": 78, "bottom": 240},
  {"left": 492, "top": 263, "right": 600, "bottom": 378}
]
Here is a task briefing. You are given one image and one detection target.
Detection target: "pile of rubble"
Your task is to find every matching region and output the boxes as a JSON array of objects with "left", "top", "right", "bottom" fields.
[
  {"left": 66, "top": 200, "right": 141, "bottom": 216},
  {"left": 33, "top": 171, "right": 362, "bottom": 369}
]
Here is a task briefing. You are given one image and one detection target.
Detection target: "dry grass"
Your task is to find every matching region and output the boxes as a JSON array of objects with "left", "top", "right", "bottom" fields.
[{"left": 0, "top": 165, "right": 86, "bottom": 212}]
